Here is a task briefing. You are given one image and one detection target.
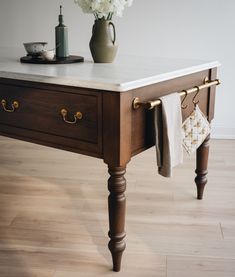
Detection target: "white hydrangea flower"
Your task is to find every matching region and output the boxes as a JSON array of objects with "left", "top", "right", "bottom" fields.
[
  {"left": 74, "top": 0, "right": 92, "bottom": 13},
  {"left": 74, "top": 0, "right": 133, "bottom": 19}
]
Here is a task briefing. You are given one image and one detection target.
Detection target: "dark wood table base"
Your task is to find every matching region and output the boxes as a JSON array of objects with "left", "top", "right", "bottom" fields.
[
  {"left": 195, "top": 135, "right": 210, "bottom": 200},
  {"left": 108, "top": 166, "right": 126, "bottom": 272},
  {"left": 0, "top": 67, "right": 217, "bottom": 272}
]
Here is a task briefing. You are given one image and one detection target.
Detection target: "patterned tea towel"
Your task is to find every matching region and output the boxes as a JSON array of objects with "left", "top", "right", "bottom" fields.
[{"left": 182, "top": 105, "right": 211, "bottom": 155}]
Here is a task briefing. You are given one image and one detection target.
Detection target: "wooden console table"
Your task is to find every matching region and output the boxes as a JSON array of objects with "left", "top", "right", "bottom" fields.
[{"left": 0, "top": 49, "right": 220, "bottom": 272}]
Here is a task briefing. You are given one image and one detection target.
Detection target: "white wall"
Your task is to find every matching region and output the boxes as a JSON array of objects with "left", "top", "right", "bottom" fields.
[{"left": 0, "top": 0, "right": 234, "bottom": 139}]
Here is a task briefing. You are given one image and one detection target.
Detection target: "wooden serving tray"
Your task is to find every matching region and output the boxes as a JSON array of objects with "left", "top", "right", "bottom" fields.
[{"left": 20, "top": 55, "right": 84, "bottom": 64}]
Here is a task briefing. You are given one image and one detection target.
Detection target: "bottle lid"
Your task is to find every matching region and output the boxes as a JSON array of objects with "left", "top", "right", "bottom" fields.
[{"left": 58, "top": 5, "right": 64, "bottom": 25}]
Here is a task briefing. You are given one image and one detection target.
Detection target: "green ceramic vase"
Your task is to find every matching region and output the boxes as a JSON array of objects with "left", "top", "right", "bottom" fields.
[{"left": 89, "top": 19, "right": 118, "bottom": 63}]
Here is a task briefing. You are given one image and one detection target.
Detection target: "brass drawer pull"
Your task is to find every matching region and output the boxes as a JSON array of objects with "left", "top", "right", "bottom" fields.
[
  {"left": 1, "top": 99, "right": 19, "bottom": 112},
  {"left": 60, "top": 108, "right": 83, "bottom": 124}
]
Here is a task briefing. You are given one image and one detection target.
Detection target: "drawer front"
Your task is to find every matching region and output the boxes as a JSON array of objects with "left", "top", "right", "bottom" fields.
[{"left": 0, "top": 83, "right": 101, "bottom": 147}]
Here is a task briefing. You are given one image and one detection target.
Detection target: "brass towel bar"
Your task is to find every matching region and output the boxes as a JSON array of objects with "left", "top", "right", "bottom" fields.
[{"left": 132, "top": 78, "right": 221, "bottom": 110}]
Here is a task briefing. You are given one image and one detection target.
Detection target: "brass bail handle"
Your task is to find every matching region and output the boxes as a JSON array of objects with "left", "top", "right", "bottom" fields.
[
  {"left": 60, "top": 108, "right": 83, "bottom": 124},
  {"left": 1, "top": 99, "right": 19, "bottom": 112}
]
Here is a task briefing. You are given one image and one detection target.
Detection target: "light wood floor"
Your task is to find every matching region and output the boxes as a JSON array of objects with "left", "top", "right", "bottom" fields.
[{"left": 0, "top": 136, "right": 235, "bottom": 277}]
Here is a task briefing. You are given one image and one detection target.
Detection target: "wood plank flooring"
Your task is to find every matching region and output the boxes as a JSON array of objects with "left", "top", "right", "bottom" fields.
[{"left": 0, "top": 136, "right": 234, "bottom": 276}]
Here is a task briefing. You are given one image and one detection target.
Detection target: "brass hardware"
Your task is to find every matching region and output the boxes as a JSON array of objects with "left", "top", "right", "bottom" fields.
[
  {"left": 192, "top": 86, "right": 200, "bottom": 105},
  {"left": 60, "top": 108, "right": 83, "bottom": 124},
  {"left": 132, "top": 97, "right": 141, "bottom": 110},
  {"left": 133, "top": 97, "right": 160, "bottom": 110},
  {"left": 204, "top": 76, "right": 209, "bottom": 83},
  {"left": 132, "top": 78, "right": 221, "bottom": 110},
  {"left": 181, "top": 90, "right": 188, "bottom": 109},
  {"left": 1, "top": 99, "right": 19, "bottom": 112}
]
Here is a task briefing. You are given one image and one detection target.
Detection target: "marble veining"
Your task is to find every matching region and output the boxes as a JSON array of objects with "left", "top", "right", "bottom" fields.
[{"left": 0, "top": 48, "right": 220, "bottom": 92}]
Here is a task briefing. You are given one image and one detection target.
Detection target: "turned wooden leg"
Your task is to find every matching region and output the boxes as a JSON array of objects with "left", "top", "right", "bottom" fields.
[
  {"left": 108, "top": 166, "right": 126, "bottom": 272},
  {"left": 195, "top": 135, "right": 210, "bottom": 200}
]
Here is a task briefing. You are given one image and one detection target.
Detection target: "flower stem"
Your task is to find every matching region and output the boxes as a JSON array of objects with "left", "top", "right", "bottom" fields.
[
  {"left": 107, "top": 12, "right": 113, "bottom": 20},
  {"left": 94, "top": 13, "right": 98, "bottom": 20}
]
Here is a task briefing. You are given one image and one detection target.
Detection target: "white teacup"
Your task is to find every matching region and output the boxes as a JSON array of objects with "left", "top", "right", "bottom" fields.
[{"left": 41, "top": 50, "right": 55, "bottom": 61}]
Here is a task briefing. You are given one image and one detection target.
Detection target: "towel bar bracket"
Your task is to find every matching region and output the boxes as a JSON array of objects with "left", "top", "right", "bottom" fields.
[{"left": 132, "top": 78, "right": 221, "bottom": 110}]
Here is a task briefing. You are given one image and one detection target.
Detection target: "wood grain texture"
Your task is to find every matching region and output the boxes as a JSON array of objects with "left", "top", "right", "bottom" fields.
[
  {"left": 0, "top": 83, "right": 99, "bottom": 143},
  {"left": 207, "top": 68, "right": 217, "bottom": 122},
  {"left": 0, "top": 136, "right": 234, "bottom": 276},
  {"left": 131, "top": 70, "right": 210, "bottom": 155},
  {"left": 167, "top": 256, "right": 235, "bottom": 277},
  {"left": 108, "top": 166, "right": 126, "bottom": 272},
  {"left": 103, "top": 91, "right": 132, "bottom": 167},
  {"left": 195, "top": 135, "right": 210, "bottom": 199},
  {"left": 0, "top": 80, "right": 103, "bottom": 157}
]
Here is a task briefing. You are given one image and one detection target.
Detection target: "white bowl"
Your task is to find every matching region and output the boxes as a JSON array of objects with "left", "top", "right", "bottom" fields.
[
  {"left": 41, "top": 50, "right": 55, "bottom": 61},
  {"left": 23, "top": 42, "right": 48, "bottom": 56}
]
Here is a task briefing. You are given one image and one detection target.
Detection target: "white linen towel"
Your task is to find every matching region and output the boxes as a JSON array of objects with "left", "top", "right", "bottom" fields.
[{"left": 154, "top": 93, "right": 183, "bottom": 177}]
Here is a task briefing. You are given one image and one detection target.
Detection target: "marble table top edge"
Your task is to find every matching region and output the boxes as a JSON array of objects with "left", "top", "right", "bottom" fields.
[
  {"left": 118, "top": 61, "right": 220, "bottom": 92},
  {"left": 0, "top": 60, "right": 220, "bottom": 92},
  {"left": 0, "top": 47, "right": 221, "bottom": 92}
]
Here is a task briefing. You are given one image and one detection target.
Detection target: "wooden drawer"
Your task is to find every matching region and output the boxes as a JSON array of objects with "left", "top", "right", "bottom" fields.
[{"left": 0, "top": 83, "right": 102, "bottom": 155}]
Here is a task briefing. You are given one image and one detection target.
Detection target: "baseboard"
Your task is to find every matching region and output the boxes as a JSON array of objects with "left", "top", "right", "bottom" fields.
[{"left": 211, "top": 126, "right": 235, "bottom": 139}]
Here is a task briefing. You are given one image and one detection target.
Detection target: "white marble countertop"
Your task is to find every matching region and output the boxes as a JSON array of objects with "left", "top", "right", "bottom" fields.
[{"left": 0, "top": 48, "right": 220, "bottom": 92}]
